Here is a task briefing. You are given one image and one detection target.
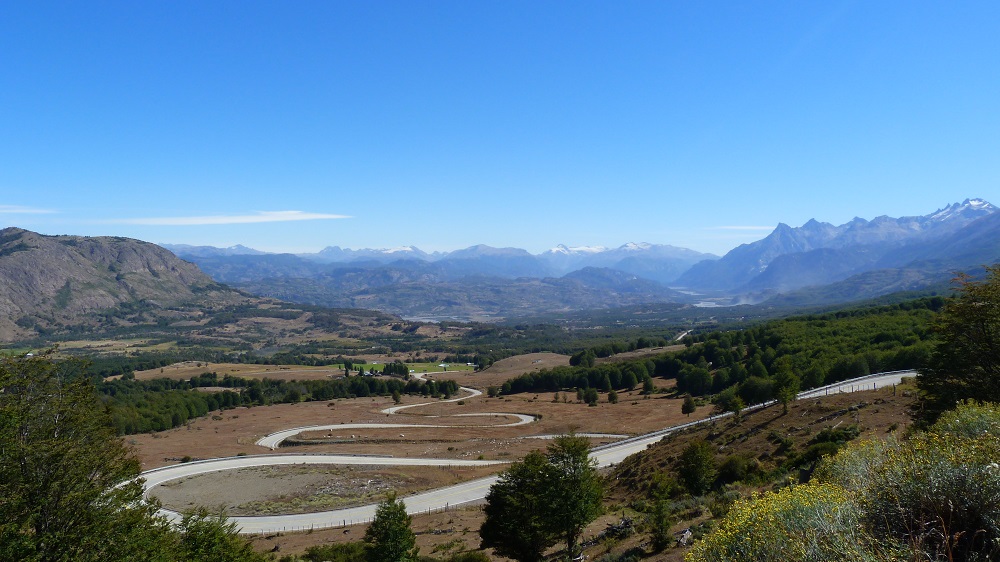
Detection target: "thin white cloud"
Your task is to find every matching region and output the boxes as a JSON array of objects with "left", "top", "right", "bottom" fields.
[
  {"left": 110, "top": 210, "right": 351, "bottom": 226},
  {"left": 0, "top": 205, "right": 57, "bottom": 214}
]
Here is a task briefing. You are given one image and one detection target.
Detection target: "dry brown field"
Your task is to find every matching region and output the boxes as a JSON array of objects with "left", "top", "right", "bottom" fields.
[
  {"left": 129, "top": 384, "right": 709, "bottom": 471},
  {"left": 128, "top": 350, "right": 713, "bottom": 560},
  {"left": 242, "top": 386, "right": 917, "bottom": 561},
  {"left": 133, "top": 361, "right": 346, "bottom": 382}
]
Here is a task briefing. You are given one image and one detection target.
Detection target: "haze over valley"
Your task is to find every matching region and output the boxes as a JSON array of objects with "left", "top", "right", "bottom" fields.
[{"left": 159, "top": 198, "right": 998, "bottom": 321}]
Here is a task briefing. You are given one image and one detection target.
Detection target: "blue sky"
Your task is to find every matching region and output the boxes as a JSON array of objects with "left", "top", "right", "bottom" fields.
[{"left": 1, "top": 1, "right": 998, "bottom": 256}]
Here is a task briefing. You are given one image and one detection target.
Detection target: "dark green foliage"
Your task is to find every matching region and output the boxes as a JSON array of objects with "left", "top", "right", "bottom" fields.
[
  {"left": 96, "top": 373, "right": 457, "bottom": 435},
  {"left": 499, "top": 297, "right": 938, "bottom": 412},
  {"left": 642, "top": 377, "right": 655, "bottom": 394},
  {"left": 431, "top": 553, "right": 492, "bottom": 562},
  {"left": 716, "top": 454, "right": 762, "bottom": 486},
  {"left": 711, "top": 387, "right": 744, "bottom": 417},
  {"left": 481, "top": 436, "right": 603, "bottom": 561},
  {"left": 54, "top": 280, "right": 73, "bottom": 308},
  {"left": 546, "top": 435, "right": 604, "bottom": 557},
  {"left": 809, "top": 425, "right": 861, "bottom": 446},
  {"left": 919, "top": 266, "right": 1000, "bottom": 421},
  {"left": 0, "top": 355, "right": 266, "bottom": 561},
  {"left": 177, "top": 509, "right": 271, "bottom": 562},
  {"left": 678, "top": 441, "right": 717, "bottom": 495},
  {"left": 364, "top": 493, "right": 418, "bottom": 562},
  {"left": 682, "top": 394, "right": 697, "bottom": 416},
  {"left": 0, "top": 355, "right": 175, "bottom": 562},
  {"left": 480, "top": 451, "right": 559, "bottom": 562},
  {"left": 570, "top": 348, "right": 597, "bottom": 367},
  {"left": 380, "top": 360, "right": 410, "bottom": 377},
  {"left": 296, "top": 542, "right": 368, "bottom": 562},
  {"left": 737, "top": 376, "right": 773, "bottom": 405}
]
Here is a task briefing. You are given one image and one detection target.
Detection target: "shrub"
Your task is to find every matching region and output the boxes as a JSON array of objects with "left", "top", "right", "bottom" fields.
[
  {"left": 817, "top": 402, "right": 1000, "bottom": 561},
  {"left": 716, "top": 454, "right": 761, "bottom": 486},
  {"left": 678, "top": 441, "right": 717, "bottom": 495},
  {"left": 685, "top": 482, "right": 897, "bottom": 562},
  {"left": 855, "top": 405, "right": 1000, "bottom": 561}
]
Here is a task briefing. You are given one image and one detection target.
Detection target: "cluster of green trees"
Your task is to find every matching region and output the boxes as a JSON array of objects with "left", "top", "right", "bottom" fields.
[
  {"left": 479, "top": 435, "right": 604, "bottom": 561},
  {"left": 918, "top": 267, "right": 1000, "bottom": 421},
  {"left": 96, "top": 373, "right": 459, "bottom": 435},
  {"left": 378, "top": 360, "right": 411, "bottom": 377},
  {"left": 0, "top": 354, "right": 270, "bottom": 562},
  {"left": 685, "top": 268, "right": 1000, "bottom": 561},
  {"left": 569, "top": 335, "right": 672, "bottom": 366},
  {"left": 500, "top": 297, "right": 941, "bottom": 413},
  {"left": 502, "top": 361, "right": 653, "bottom": 395}
]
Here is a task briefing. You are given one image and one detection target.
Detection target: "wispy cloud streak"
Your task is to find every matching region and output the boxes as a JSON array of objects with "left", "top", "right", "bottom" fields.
[
  {"left": 110, "top": 211, "right": 351, "bottom": 226},
  {"left": 0, "top": 205, "right": 57, "bottom": 214}
]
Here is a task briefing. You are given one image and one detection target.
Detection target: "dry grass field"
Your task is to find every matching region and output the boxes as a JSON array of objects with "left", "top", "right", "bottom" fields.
[
  {"left": 126, "top": 350, "right": 722, "bottom": 559},
  {"left": 240, "top": 386, "right": 918, "bottom": 561},
  {"left": 129, "top": 383, "right": 709, "bottom": 471}
]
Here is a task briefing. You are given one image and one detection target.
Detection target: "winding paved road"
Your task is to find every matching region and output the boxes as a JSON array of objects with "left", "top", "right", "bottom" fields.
[{"left": 141, "top": 370, "right": 915, "bottom": 533}]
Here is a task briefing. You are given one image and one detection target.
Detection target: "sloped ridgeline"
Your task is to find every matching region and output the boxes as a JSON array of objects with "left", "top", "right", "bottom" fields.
[{"left": 0, "top": 227, "right": 240, "bottom": 340}]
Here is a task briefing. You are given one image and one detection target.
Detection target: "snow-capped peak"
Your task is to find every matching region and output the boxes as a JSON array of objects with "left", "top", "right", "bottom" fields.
[
  {"left": 547, "top": 244, "right": 608, "bottom": 255},
  {"left": 928, "top": 198, "right": 997, "bottom": 222},
  {"left": 620, "top": 242, "right": 653, "bottom": 252},
  {"left": 381, "top": 246, "right": 418, "bottom": 254}
]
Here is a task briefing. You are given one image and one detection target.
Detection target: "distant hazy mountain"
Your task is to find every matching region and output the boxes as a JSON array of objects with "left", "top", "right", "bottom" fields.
[
  {"left": 179, "top": 253, "right": 331, "bottom": 284},
  {"left": 540, "top": 242, "right": 717, "bottom": 283},
  {"left": 239, "top": 266, "right": 686, "bottom": 322},
  {"left": 676, "top": 198, "right": 997, "bottom": 293},
  {"left": 307, "top": 245, "right": 440, "bottom": 263},
  {"left": 157, "top": 198, "right": 1000, "bottom": 318},
  {"left": 168, "top": 241, "right": 718, "bottom": 285},
  {"left": 162, "top": 243, "right": 266, "bottom": 258}
]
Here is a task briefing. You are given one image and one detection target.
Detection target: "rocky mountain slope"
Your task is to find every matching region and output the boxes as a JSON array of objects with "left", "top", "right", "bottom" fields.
[
  {"left": 676, "top": 198, "right": 997, "bottom": 295},
  {"left": 159, "top": 198, "right": 1000, "bottom": 319},
  {"left": 0, "top": 228, "right": 245, "bottom": 340}
]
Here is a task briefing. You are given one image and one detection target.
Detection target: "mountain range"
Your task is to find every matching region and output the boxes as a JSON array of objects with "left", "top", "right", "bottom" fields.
[
  {"left": 165, "top": 198, "right": 1000, "bottom": 318},
  {"left": 163, "top": 241, "right": 717, "bottom": 283},
  {"left": 676, "top": 198, "right": 998, "bottom": 300},
  {"left": 2, "top": 199, "right": 998, "bottom": 333}
]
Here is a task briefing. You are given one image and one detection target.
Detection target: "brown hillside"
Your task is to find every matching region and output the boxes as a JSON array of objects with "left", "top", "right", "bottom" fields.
[
  {"left": 0, "top": 227, "right": 241, "bottom": 339},
  {"left": 604, "top": 387, "right": 917, "bottom": 561}
]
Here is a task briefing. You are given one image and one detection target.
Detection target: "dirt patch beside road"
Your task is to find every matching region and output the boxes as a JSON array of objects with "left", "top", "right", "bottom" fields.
[{"left": 151, "top": 464, "right": 497, "bottom": 516}]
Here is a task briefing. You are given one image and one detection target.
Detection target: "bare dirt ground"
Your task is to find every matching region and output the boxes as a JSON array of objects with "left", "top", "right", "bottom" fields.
[
  {"left": 248, "top": 387, "right": 918, "bottom": 561},
  {"left": 151, "top": 464, "right": 496, "bottom": 516},
  {"left": 128, "top": 387, "right": 709, "bottom": 471},
  {"left": 248, "top": 500, "right": 635, "bottom": 560},
  {"left": 126, "top": 350, "right": 712, "bottom": 560}
]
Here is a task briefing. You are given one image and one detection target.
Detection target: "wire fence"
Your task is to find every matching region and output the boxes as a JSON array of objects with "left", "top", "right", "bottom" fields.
[{"left": 248, "top": 501, "right": 478, "bottom": 535}]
